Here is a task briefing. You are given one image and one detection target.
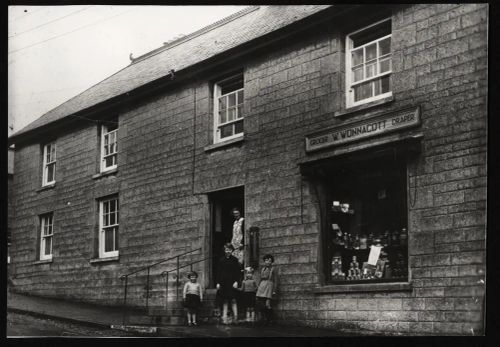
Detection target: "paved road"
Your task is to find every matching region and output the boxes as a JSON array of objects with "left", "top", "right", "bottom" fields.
[{"left": 7, "top": 312, "right": 134, "bottom": 337}]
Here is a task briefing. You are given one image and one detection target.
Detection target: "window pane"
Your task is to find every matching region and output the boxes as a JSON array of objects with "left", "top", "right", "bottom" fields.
[
  {"left": 104, "top": 228, "right": 114, "bottom": 252},
  {"left": 352, "top": 66, "right": 363, "bottom": 83},
  {"left": 227, "top": 107, "right": 236, "bottom": 121},
  {"left": 354, "top": 83, "right": 372, "bottom": 102},
  {"left": 366, "top": 62, "right": 376, "bottom": 79},
  {"left": 351, "top": 48, "right": 363, "bottom": 67},
  {"left": 365, "top": 43, "right": 377, "bottom": 61},
  {"left": 379, "top": 57, "right": 391, "bottom": 73},
  {"left": 47, "top": 164, "right": 56, "bottom": 182},
  {"left": 374, "top": 79, "right": 381, "bottom": 96},
  {"left": 381, "top": 75, "right": 391, "bottom": 93},
  {"left": 219, "top": 96, "right": 227, "bottom": 111},
  {"left": 105, "top": 156, "right": 115, "bottom": 168},
  {"left": 228, "top": 92, "right": 236, "bottom": 107},
  {"left": 220, "top": 124, "right": 233, "bottom": 138},
  {"left": 45, "top": 237, "right": 52, "bottom": 255},
  {"left": 234, "top": 120, "right": 243, "bottom": 134},
  {"left": 237, "top": 90, "right": 244, "bottom": 104},
  {"left": 379, "top": 37, "right": 391, "bottom": 56},
  {"left": 219, "top": 110, "right": 227, "bottom": 124},
  {"left": 237, "top": 105, "right": 243, "bottom": 119}
]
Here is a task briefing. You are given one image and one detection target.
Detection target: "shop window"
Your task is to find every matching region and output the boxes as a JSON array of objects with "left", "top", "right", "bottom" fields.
[
  {"left": 213, "top": 74, "right": 244, "bottom": 143},
  {"left": 99, "top": 196, "right": 119, "bottom": 258},
  {"left": 39, "top": 213, "right": 54, "bottom": 261},
  {"left": 42, "top": 142, "right": 56, "bottom": 186},
  {"left": 346, "top": 19, "right": 392, "bottom": 108},
  {"left": 324, "top": 157, "right": 408, "bottom": 284},
  {"left": 100, "top": 118, "right": 118, "bottom": 172}
]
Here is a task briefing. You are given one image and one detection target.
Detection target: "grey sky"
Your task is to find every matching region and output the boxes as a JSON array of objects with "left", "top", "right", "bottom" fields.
[{"left": 8, "top": 5, "right": 246, "bottom": 134}]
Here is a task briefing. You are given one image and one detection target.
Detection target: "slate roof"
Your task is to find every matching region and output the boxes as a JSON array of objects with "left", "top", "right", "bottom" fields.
[{"left": 10, "top": 5, "right": 332, "bottom": 140}]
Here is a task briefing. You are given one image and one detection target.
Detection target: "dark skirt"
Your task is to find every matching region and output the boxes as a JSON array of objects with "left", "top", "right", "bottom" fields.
[
  {"left": 241, "top": 291, "right": 256, "bottom": 309},
  {"left": 184, "top": 294, "right": 201, "bottom": 309}
]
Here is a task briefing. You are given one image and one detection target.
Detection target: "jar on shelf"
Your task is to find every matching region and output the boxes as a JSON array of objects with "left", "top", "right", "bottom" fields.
[{"left": 359, "top": 234, "right": 367, "bottom": 249}]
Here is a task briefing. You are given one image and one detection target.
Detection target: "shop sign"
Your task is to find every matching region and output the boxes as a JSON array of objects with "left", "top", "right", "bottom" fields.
[{"left": 305, "top": 107, "right": 421, "bottom": 152}]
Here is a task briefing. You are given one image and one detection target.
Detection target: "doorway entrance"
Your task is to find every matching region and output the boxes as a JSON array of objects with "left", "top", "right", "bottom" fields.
[{"left": 209, "top": 186, "right": 244, "bottom": 287}]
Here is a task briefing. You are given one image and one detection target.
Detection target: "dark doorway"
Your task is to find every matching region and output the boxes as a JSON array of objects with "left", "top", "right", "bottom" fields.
[{"left": 209, "top": 186, "right": 244, "bottom": 287}]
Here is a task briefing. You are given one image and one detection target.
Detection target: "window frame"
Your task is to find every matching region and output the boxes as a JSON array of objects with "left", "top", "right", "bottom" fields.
[
  {"left": 213, "top": 75, "right": 244, "bottom": 144},
  {"left": 98, "top": 196, "right": 119, "bottom": 259},
  {"left": 39, "top": 213, "right": 54, "bottom": 261},
  {"left": 345, "top": 18, "right": 392, "bottom": 109},
  {"left": 42, "top": 142, "right": 56, "bottom": 186},
  {"left": 100, "top": 120, "right": 118, "bottom": 173}
]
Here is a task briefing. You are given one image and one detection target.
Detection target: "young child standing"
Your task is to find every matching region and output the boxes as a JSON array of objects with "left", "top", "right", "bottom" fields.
[
  {"left": 183, "top": 271, "right": 203, "bottom": 326},
  {"left": 255, "top": 254, "right": 278, "bottom": 326},
  {"left": 240, "top": 266, "right": 258, "bottom": 323}
]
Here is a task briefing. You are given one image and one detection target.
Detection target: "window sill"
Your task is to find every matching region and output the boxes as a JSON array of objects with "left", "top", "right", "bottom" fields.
[
  {"left": 335, "top": 95, "right": 394, "bottom": 118},
  {"left": 313, "top": 281, "right": 412, "bottom": 294},
  {"left": 90, "top": 256, "right": 119, "bottom": 264},
  {"left": 92, "top": 168, "right": 118, "bottom": 179},
  {"left": 204, "top": 136, "right": 244, "bottom": 152},
  {"left": 36, "top": 183, "right": 56, "bottom": 192},
  {"left": 33, "top": 259, "right": 53, "bottom": 265}
]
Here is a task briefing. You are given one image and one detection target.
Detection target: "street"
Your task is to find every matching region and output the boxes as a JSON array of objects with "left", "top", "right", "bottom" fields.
[{"left": 7, "top": 311, "right": 134, "bottom": 337}]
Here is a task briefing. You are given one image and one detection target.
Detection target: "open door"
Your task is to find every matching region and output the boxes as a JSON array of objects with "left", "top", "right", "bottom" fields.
[{"left": 209, "top": 186, "right": 244, "bottom": 287}]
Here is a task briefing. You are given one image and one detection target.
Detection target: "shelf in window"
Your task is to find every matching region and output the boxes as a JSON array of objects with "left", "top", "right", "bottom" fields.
[{"left": 313, "top": 281, "right": 411, "bottom": 294}]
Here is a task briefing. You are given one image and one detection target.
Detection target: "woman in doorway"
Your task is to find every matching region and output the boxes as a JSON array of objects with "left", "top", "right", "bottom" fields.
[
  {"left": 231, "top": 207, "right": 245, "bottom": 265},
  {"left": 216, "top": 243, "right": 241, "bottom": 324}
]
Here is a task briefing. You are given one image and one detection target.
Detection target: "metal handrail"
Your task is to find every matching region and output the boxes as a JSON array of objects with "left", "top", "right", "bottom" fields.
[
  {"left": 161, "top": 255, "right": 217, "bottom": 314},
  {"left": 119, "top": 247, "right": 201, "bottom": 325}
]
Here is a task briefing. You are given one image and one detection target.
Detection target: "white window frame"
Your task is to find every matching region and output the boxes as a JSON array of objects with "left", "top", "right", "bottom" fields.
[
  {"left": 100, "top": 121, "right": 118, "bottom": 172},
  {"left": 39, "top": 213, "right": 54, "bottom": 261},
  {"left": 42, "top": 142, "right": 56, "bottom": 186},
  {"left": 346, "top": 18, "right": 392, "bottom": 108},
  {"left": 213, "top": 76, "right": 244, "bottom": 143},
  {"left": 99, "top": 197, "right": 119, "bottom": 258}
]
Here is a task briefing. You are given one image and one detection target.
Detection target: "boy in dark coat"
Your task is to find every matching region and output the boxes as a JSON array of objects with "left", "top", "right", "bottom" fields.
[{"left": 216, "top": 243, "right": 241, "bottom": 324}]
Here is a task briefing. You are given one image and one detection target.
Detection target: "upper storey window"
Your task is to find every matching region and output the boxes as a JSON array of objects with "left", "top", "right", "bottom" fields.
[
  {"left": 100, "top": 118, "right": 118, "bottom": 172},
  {"left": 214, "top": 74, "right": 244, "bottom": 143},
  {"left": 346, "top": 19, "right": 392, "bottom": 108},
  {"left": 42, "top": 142, "right": 56, "bottom": 186}
]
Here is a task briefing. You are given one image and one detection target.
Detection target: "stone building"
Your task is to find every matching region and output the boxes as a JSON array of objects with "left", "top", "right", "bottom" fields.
[{"left": 8, "top": 5, "right": 487, "bottom": 335}]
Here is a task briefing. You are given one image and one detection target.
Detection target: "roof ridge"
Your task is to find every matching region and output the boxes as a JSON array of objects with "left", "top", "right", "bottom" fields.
[{"left": 130, "top": 6, "right": 260, "bottom": 64}]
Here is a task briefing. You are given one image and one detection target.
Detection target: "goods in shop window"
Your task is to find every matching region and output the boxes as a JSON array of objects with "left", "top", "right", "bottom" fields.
[
  {"left": 359, "top": 234, "right": 367, "bottom": 249},
  {"left": 400, "top": 228, "right": 407, "bottom": 246},
  {"left": 353, "top": 234, "right": 360, "bottom": 249},
  {"left": 382, "top": 230, "right": 390, "bottom": 247},
  {"left": 374, "top": 260, "right": 385, "bottom": 278},
  {"left": 391, "top": 229, "right": 400, "bottom": 245},
  {"left": 367, "top": 232, "right": 374, "bottom": 247}
]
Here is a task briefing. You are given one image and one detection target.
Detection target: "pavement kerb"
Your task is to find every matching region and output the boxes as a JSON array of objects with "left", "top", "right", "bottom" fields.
[{"left": 7, "top": 307, "right": 111, "bottom": 330}]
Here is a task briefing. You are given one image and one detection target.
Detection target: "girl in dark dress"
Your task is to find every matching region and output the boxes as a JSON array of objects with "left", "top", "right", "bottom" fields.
[{"left": 216, "top": 243, "right": 241, "bottom": 324}]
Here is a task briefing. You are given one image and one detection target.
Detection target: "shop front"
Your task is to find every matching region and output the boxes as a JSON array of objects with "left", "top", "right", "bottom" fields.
[{"left": 301, "top": 107, "right": 422, "bottom": 290}]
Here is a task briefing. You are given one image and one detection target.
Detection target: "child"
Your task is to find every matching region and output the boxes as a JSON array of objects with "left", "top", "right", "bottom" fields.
[
  {"left": 255, "top": 254, "right": 278, "bottom": 326},
  {"left": 216, "top": 243, "right": 240, "bottom": 324},
  {"left": 240, "top": 266, "right": 258, "bottom": 323},
  {"left": 182, "top": 271, "right": 203, "bottom": 326}
]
